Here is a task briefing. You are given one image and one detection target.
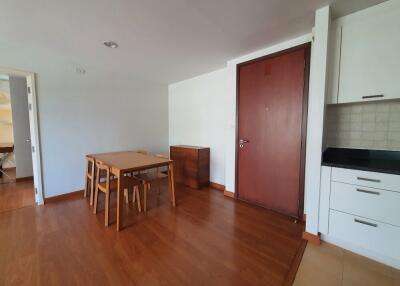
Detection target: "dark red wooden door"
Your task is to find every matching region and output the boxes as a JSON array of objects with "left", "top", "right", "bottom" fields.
[{"left": 237, "top": 46, "right": 308, "bottom": 218}]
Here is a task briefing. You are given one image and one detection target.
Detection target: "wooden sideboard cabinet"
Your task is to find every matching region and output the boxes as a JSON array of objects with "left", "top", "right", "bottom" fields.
[{"left": 170, "top": 145, "right": 210, "bottom": 189}]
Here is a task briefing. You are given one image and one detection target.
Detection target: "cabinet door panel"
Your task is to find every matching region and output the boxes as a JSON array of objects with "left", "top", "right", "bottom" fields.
[
  {"left": 330, "top": 182, "right": 400, "bottom": 227},
  {"left": 329, "top": 210, "right": 400, "bottom": 263},
  {"left": 338, "top": 8, "right": 400, "bottom": 103}
]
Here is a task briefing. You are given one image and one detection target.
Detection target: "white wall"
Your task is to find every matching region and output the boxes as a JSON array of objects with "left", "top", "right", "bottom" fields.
[
  {"left": 169, "top": 68, "right": 229, "bottom": 185},
  {"left": 0, "top": 42, "right": 168, "bottom": 198},
  {"left": 9, "top": 76, "right": 33, "bottom": 178}
]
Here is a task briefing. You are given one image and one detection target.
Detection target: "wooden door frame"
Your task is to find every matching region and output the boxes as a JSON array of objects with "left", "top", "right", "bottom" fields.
[
  {"left": 234, "top": 42, "right": 311, "bottom": 220},
  {"left": 0, "top": 66, "right": 44, "bottom": 205}
]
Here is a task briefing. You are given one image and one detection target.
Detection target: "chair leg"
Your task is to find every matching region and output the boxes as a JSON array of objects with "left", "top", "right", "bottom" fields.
[
  {"left": 93, "top": 187, "right": 99, "bottom": 214},
  {"left": 90, "top": 177, "right": 95, "bottom": 206},
  {"left": 157, "top": 179, "right": 161, "bottom": 195},
  {"left": 168, "top": 169, "right": 173, "bottom": 203},
  {"left": 84, "top": 174, "right": 89, "bottom": 198},
  {"left": 105, "top": 192, "right": 110, "bottom": 227},
  {"left": 144, "top": 183, "right": 148, "bottom": 212},
  {"left": 124, "top": 188, "right": 129, "bottom": 204},
  {"left": 134, "top": 186, "right": 142, "bottom": 212}
]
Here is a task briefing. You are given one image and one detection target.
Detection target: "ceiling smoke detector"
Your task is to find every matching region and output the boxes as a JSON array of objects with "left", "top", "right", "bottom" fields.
[{"left": 103, "top": 41, "right": 119, "bottom": 48}]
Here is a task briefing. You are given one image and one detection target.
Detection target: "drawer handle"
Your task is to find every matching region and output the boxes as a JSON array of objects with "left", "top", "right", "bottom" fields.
[
  {"left": 362, "top": 94, "right": 384, "bottom": 99},
  {"left": 356, "top": 188, "right": 380, "bottom": 195},
  {"left": 354, "top": 219, "right": 378, "bottom": 228},
  {"left": 357, "top": 177, "right": 381, "bottom": 183}
]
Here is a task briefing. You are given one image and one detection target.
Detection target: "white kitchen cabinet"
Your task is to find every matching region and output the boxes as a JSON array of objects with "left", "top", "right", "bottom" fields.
[
  {"left": 318, "top": 166, "right": 400, "bottom": 268},
  {"left": 327, "top": 1, "right": 400, "bottom": 104}
]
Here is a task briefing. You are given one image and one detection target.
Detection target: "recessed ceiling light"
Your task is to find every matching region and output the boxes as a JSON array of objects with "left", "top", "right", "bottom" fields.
[{"left": 103, "top": 41, "right": 119, "bottom": 48}]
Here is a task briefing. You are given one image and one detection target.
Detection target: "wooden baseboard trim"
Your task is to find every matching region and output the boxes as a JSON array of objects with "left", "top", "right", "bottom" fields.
[
  {"left": 45, "top": 190, "right": 84, "bottom": 204},
  {"left": 283, "top": 239, "right": 307, "bottom": 286},
  {"left": 209, "top": 181, "right": 225, "bottom": 191},
  {"left": 223, "top": 190, "right": 235, "bottom": 198},
  {"left": 16, "top": 176, "right": 34, "bottom": 182},
  {"left": 302, "top": 231, "right": 321, "bottom": 244}
]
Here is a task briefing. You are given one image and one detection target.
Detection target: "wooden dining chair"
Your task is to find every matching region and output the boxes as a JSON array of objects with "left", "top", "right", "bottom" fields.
[
  {"left": 84, "top": 156, "right": 96, "bottom": 206},
  {"left": 93, "top": 161, "right": 142, "bottom": 226},
  {"left": 132, "top": 150, "right": 149, "bottom": 176},
  {"left": 123, "top": 173, "right": 142, "bottom": 212},
  {"left": 122, "top": 149, "right": 150, "bottom": 204},
  {"left": 135, "top": 153, "right": 169, "bottom": 212}
]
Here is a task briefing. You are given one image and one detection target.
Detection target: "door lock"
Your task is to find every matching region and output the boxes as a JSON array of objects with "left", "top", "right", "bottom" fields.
[{"left": 239, "top": 139, "right": 249, "bottom": 148}]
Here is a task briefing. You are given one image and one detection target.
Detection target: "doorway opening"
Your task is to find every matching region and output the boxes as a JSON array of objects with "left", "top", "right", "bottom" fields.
[{"left": 0, "top": 68, "right": 43, "bottom": 212}]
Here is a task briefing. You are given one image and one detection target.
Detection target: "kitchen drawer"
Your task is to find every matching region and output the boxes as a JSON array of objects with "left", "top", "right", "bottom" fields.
[
  {"left": 331, "top": 168, "right": 400, "bottom": 192},
  {"left": 330, "top": 182, "right": 400, "bottom": 226},
  {"left": 329, "top": 210, "right": 400, "bottom": 261}
]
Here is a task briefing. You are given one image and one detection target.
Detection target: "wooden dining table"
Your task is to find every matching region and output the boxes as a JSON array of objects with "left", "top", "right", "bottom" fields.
[{"left": 88, "top": 151, "right": 176, "bottom": 231}]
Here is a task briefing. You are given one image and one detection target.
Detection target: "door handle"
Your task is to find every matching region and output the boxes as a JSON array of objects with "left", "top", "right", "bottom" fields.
[
  {"left": 354, "top": 218, "right": 378, "bottom": 228},
  {"left": 357, "top": 177, "right": 380, "bottom": 183},
  {"left": 356, "top": 188, "right": 380, "bottom": 195},
  {"left": 362, "top": 94, "right": 384, "bottom": 99}
]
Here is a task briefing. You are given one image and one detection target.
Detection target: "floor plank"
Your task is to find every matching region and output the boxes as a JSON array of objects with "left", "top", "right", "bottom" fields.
[
  {"left": 0, "top": 168, "right": 35, "bottom": 213},
  {"left": 0, "top": 183, "right": 305, "bottom": 285}
]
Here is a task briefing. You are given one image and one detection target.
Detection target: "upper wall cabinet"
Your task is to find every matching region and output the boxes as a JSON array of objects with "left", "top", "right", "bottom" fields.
[{"left": 327, "top": 1, "right": 400, "bottom": 104}]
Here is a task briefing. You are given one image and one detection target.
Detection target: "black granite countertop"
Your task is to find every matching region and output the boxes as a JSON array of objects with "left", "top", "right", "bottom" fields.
[{"left": 322, "top": 148, "right": 400, "bottom": 175}]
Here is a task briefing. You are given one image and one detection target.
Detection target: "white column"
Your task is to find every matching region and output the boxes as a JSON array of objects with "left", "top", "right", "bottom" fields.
[{"left": 304, "top": 6, "right": 330, "bottom": 235}]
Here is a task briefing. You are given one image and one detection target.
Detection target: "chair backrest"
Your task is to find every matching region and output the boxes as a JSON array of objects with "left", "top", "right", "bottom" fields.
[
  {"left": 155, "top": 153, "right": 169, "bottom": 172},
  {"left": 96, "top": 161, "right": 110, "bottom": 189},
  {"left": 155, "top": 153, "right": 169, "bottom": 159},
  {"left": 86, "top": 156, "right": 95, "bottom": 176}
]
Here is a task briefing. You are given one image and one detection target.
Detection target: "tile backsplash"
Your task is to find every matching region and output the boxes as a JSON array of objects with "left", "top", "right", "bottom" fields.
[{"left": 326, "top": 100, "right": 400, "bottom": 151}]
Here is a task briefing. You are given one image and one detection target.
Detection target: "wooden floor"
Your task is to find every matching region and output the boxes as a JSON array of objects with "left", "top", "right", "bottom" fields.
[
  {"left": 0, "top": 183, "right": 305, "bottom": 286},
  {"left": 0, "top": 168, "right": 35, "bottom": 213}
]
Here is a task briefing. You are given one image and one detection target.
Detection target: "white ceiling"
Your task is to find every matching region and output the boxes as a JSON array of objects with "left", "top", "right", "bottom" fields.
[{"left": 0, "top": 0, "right": 387, "bottom": 84}]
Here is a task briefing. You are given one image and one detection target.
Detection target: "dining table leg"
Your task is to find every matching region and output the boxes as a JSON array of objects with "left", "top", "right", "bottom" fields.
[
  {"left": 116, "top": 170, "right": 123, "bottom": 231},
  {"left": 169, "top": 162, "right": 176, "bottom": 207}
]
